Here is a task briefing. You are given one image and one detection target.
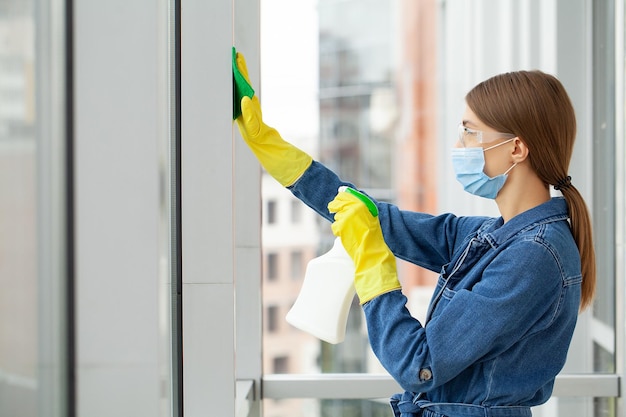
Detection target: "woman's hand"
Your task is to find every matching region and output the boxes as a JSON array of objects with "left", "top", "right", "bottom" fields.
[
  {"left": 233, "top": 50, "right": 312, "bottom": 187},
  {"left": 328, "top": 187, "right": 401, "bottom": 304}
]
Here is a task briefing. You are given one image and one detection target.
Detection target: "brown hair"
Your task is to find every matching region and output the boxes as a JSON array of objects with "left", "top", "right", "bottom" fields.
[{"left": 466, "top": 70, "right": 596, "bottom": 310}]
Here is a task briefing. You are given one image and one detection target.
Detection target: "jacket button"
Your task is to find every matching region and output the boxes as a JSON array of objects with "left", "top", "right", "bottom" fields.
[{"left": 419, "top": 369, "right": 432, "bottom": 381}]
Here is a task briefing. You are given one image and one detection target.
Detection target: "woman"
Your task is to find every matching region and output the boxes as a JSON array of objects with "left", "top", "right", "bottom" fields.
[{"left": 233, "top": 52, "right": 595, "bottom": 417}]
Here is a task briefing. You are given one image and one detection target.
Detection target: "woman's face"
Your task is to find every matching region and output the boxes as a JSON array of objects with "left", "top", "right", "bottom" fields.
[{"left": 459, "top": 106, "right": 516, "bottom": 178}]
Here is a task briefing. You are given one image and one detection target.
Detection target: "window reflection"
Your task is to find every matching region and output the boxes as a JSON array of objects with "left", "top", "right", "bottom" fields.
[
  {"left": 0, "top": 5, "right": 39, "bottom": 417},
  {"left": 0, "top": 1, "right": 67, "bottom": 415}
]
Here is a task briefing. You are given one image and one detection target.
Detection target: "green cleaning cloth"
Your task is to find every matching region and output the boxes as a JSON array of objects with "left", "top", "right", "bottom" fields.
[{"left": 232, "top": 46, "right": 255, "bottom": 120}]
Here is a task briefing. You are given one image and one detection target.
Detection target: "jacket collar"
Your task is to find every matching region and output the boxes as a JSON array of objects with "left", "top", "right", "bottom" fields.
[{"left": 477, "top": 197, "right": 569, "bottom": 248}]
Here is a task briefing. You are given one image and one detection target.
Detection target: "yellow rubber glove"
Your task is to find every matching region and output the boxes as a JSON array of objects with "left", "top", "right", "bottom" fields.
[
  {"left": 234, "top": 52, "right": 312, "bottom": 187},
  {"left": 328, "top": 187, "right": 401, "bottom": 304}
]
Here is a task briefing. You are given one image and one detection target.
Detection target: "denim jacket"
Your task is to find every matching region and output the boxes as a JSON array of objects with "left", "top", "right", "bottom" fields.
[{"left": 290, "top": 161, "right": 582, "bottom": 417}]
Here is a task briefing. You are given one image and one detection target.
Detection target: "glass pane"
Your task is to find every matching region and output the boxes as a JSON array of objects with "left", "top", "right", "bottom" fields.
[
  {"left": 0, "top": 0, "right": 67, "bottom": 415},
  {"left": 591, "top": 0, "right": 617, "bottom": 377},
  {"left": 260, "top": 0, "right": 403, "bottom": 380},
  {"left": 259, "top": 0, "right": 618, "bottom": 415}
]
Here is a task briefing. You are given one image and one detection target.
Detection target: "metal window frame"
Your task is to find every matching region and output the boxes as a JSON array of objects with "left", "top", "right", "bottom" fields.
[
  {"left": 261, "top": 374, "right": 620, "bottom": 400},
  {"left": 613, "top": 0, "right": 626, "bottom": 415},
  {"left": 36, "top": 0, "right": 72, "bottom": 414}
]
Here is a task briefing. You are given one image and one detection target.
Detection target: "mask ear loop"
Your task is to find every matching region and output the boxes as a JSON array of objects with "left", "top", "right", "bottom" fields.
[
  {"left": 503, "top": 163, "right": 517, "bottom": 175},
  {"left": 482, "top": 138, "right": 518, "bottom": 177},
  {"left": 483, "top": 137, "right": 516, "bottom": 152}
]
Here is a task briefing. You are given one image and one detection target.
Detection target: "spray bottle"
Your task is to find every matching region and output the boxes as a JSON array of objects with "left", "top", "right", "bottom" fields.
[{"left": 285, "top": 237, "right": 356, "bottom": 344}]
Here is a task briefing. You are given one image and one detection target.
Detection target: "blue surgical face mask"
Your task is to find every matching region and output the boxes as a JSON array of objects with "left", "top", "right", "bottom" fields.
[{"left": 451, "top": 139, "right": 517, "bottom": 199}]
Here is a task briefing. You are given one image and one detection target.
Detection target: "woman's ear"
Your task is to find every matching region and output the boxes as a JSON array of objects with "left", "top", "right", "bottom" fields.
[{"left": 511, "top": 137, "right": 530, "bottom": 163}]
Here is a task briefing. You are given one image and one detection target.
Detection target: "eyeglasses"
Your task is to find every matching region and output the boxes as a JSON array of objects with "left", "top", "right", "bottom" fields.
[{"left": 457, "top": 123, "right": 516, "bottom": 147}]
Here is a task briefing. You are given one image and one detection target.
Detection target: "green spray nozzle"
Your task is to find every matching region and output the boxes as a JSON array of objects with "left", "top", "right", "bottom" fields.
[{"left": 339, "top": 186, "right": 379, "bottom": 217}]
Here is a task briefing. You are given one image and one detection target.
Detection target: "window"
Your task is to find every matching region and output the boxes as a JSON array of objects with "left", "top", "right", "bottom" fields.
[
  {"left": 0, "top": 1, "right": 69, "bottom": 415},
  {"left": 267, "top": 305, "right": 280, "bottom": 333},
  {"left": 255, "top": 1, "right": 624, "bottom": 416},
  {"left": 290, "top": 200, "right": 302, "bottom": 223},
  {"left": 273, "top": 356, "right": 289, "bottom": 374},
  {"left": 267, "top": 199, "right": 277, "bottom": 225},
  {"left": 290, "top": 251, "right": 303, "bottom": 280},
  {"left": 266, "top": 252, "right": 279, "bottom": 282}
]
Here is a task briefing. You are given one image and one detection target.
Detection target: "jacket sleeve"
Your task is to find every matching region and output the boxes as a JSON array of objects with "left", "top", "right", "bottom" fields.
[
  {"left": 289, "top": 161, "right": 484, "bottom": 271},
  {"left": 362, "top": 238, "right": 572, "bottom": 394},
  {"left": 288, "top": 160, "right": 353, "bottom": 223}
]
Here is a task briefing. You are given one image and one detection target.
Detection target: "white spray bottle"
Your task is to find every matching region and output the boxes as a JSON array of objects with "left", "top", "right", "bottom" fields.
[{"left": 285, "top": 237, "right": 356, "bottom": 344}]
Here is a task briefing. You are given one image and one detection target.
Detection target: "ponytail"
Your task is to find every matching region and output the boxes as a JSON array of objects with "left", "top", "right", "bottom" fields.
[{"left": 559, "top": 185, "right": 596, "bottom": 310}]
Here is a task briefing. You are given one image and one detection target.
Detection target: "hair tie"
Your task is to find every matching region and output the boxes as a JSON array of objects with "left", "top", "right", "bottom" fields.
[{"left": 554, "top": 176, "right": 572, "bottom": 191}]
